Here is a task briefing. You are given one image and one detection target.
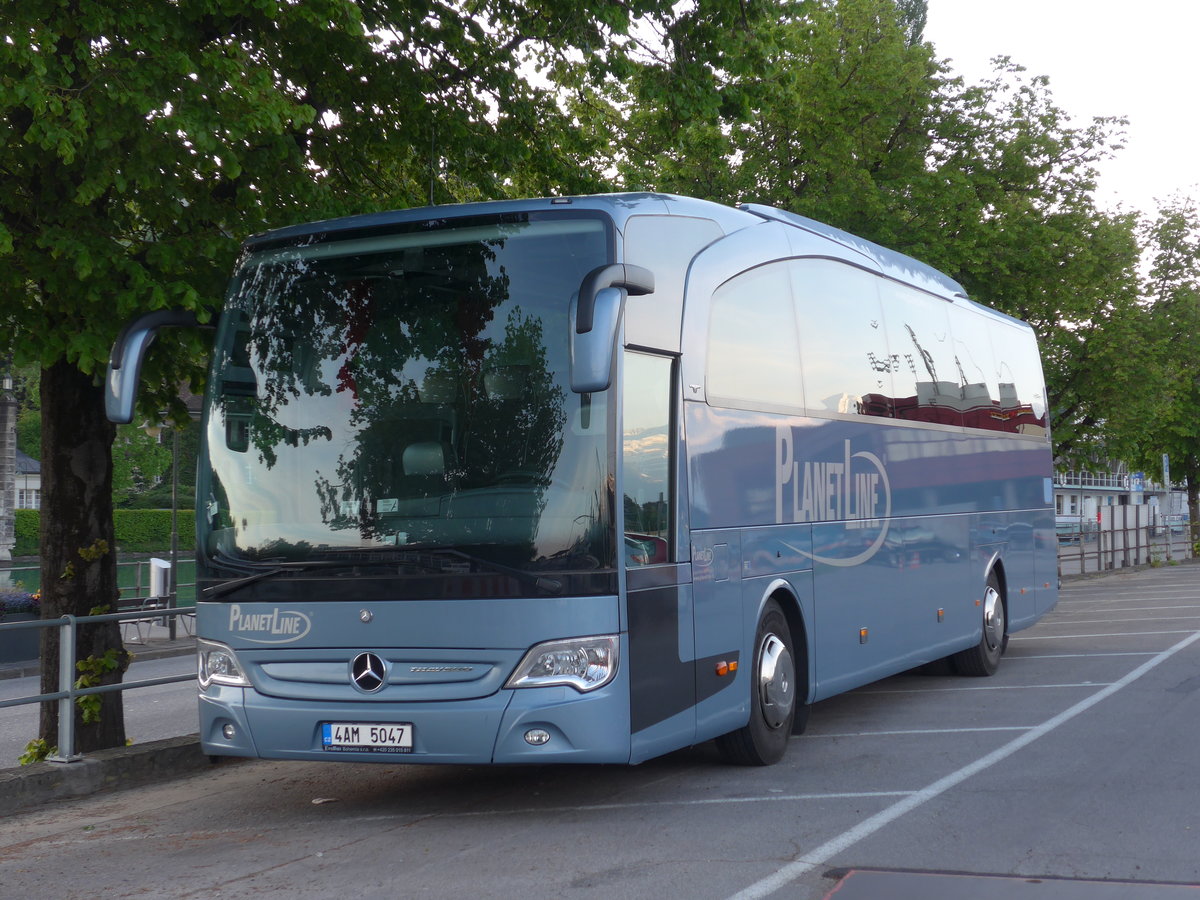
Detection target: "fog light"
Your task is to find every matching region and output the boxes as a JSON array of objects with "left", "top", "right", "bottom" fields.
[
  {"left": 222, "top": 723, "right": 236, "bottom": 740},
  {"left": 524, "top": 728, "right": 551, "bottom": 746}
]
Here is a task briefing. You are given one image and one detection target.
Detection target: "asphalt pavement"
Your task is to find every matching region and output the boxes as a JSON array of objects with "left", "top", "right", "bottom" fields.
[
  {"left": 1, "top": 563, "right": 1197, "bottom": 832},
  {"left": 3, "top": 564, "right": 1199, "bottom": 898}
]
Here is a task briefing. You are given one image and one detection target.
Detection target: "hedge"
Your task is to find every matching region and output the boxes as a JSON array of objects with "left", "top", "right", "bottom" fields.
[{"left": 12, "top": 509, "right": 195, "bottom": 557}]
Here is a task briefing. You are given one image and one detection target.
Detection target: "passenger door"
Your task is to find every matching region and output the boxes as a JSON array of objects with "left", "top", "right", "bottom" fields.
[{"left": 623, "top": 351, "right": 698, "bottom": 762}]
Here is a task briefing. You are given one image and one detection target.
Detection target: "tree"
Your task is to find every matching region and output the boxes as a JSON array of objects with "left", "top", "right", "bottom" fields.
[
  {"left": 893, "top": 62, "right": 1151, "bottom": 465},
  {"left": 578, "top": 0, "right": 939, "bottom": 221},
  {"left": 582, "top": 2, "right": 1150, "bottom": 468},
  {"left": 1118, "top": 198, "right": 1200, "bottom": 526},
  {"left": 0, "top": 0, "right": 650, "bottom": 755}
]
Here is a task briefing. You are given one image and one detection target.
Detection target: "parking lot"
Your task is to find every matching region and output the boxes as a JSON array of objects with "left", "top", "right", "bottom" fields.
[{"left": 2, "top": 563, "right": 1198, "bottom": 899}]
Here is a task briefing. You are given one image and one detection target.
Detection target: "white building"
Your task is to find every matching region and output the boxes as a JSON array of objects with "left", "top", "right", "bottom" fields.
[
  {"left": 15, "top": 449, "right": 40, "bottom": 510},
  {"left": 1055, "top": 464, "right": 1187, "bottom": 528}
]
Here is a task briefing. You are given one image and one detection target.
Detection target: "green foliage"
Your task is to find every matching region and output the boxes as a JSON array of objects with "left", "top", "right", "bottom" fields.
[
  {"left": 116, "top": 421, "right": 202, "bottom": 509},
  {"left": 112, "top": 426, "right": 173, "bottom": 498},
  {"left": 1117, "top": 197, "right": 1200, "bottom": 523},
  {"left": 13, "top": 510, "right": 39, "bottom": 556},
  {"left": 75, "top": 649, "right": 128, "bottom": 724},
  {"left": 113, "top": 510, "right": 196, "bottom": 553},
  {"left": 13, "top": 510, "right": 195, "bottom": 556},
  {"left": 584, "top": 0, "right": 1146, "bottom": 467},
  {"left": 19, "top": 738, "right": 54, "bottom": 766}
]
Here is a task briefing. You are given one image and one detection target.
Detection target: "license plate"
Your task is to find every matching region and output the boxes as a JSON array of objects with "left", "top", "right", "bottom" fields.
[{"left": 322, "top": 722, "right": 413, "bottom": 753}]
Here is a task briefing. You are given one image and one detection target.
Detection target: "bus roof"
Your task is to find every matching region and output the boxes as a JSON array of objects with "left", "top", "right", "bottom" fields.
[
  {"left": 738, "top": 203, "right": 970, "bottom": 302},
  {"left": 241, "top": 193, "right": 759, "bottom": 251},
  {"left": 240, "top": 192, "right": 1027, "bottom": 329}
]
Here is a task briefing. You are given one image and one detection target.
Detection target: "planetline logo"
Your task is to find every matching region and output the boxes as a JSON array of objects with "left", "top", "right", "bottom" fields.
[
  {"left": 228, "top": 604, "right": 312, "bottom": 643},
  {"left": 775, "top": 430, "right": 892, "bottom": 567}
]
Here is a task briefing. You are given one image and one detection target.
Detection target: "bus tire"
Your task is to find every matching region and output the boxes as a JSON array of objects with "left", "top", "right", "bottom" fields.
[
  {"left": 716, "top": 599, "right": 797, "bottom": 766},
  {"left": 951, "top": 571, "right": 1005, "bottom": 677}
]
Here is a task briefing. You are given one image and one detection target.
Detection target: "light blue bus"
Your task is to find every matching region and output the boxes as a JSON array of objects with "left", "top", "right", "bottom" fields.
[{"left": 107, "top": 193, "right": 1057, "bottom": 766}]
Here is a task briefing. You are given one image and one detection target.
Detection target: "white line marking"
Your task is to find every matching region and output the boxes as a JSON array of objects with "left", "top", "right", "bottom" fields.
[
  {"left": 1041, "top": 615, "right": 1200, "bottom": 625},
  {"left": 808, "top": 727, "right": 1033, "bottom": 738},
  {"left": 1057, "top": 605, "right": 1200, "bottom": 613},
  {"left": 1060, "top": 587, "right": 1200, "bottom": 594},
  {"left": 1057, "top": 593, "right": 1200, "bottom": 602},
  {"left": 1015, "top": 629, "right": 1197, "bottom": 640},
  {"left": 1007, "top": 652, "right": 1158, "bottom": 660},
  {"left": 854, "top": 683, "right": 1111, "bottom": 695},
  {"left": 726, "top": 628, "right": 1200, "bottom": 900}
]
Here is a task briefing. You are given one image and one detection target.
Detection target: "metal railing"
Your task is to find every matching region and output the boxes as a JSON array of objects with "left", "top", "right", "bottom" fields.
[
  {"left": 1057, "top": 520, "right": 1194, "bottom": 576},
  {"left": 0, "top": 558, "right": 198, "bottom": 605},
  {"left": 0, "top": 609, "right": 195, "bottom": 763}
]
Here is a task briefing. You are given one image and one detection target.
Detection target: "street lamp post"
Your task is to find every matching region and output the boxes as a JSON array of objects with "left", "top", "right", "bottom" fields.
[
  {"left": 169, "top": 424, "right": 180, "bottom": 640},
  {"left": 0, "top": 370, "right": 17, "bottom": 567}
]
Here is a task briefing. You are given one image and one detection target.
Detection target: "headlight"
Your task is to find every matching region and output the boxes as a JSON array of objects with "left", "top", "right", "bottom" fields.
[
  {"left": 505, "top": 635, "right": 618, "bottom": 693},
  {"left": 197, "top": 639, "right": 250, "bottom": 689}
]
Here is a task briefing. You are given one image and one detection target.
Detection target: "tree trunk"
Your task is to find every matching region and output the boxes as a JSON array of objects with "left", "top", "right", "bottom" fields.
[{"left": 38, "top": 359, "right": 128, "bottom": 754}]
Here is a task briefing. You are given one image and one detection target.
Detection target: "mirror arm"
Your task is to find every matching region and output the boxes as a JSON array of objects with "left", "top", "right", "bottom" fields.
[
  {"left": 109, "top": 309, "right": 204, "bottom": 372},
  {"left": 575, "top": 264, "right": 655, "bottom": 334},
  {"left": 105, "top": 308, "right": 213, "bottom": 424}
]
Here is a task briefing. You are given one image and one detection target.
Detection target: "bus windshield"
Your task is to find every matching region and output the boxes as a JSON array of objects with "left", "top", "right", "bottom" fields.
[{"left": 198, "top": 213, "right": 616, "bottom": 597}]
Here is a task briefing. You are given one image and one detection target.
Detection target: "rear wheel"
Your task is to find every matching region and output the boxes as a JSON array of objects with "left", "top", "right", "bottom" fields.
[
  {"left": 716, "top": 599, "right": 797, "bottom": 766},
  {"left": 951, "top": 571, "right": 1005, "bottom": 676}
]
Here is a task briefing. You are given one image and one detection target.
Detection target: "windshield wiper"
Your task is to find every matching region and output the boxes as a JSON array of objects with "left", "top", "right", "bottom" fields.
[
  {"left": 204, "top": 562, "right": 305, "bottom": 599},
  {"left": 204, "top": 546, "right": 563, "bottom": 599},
  {"left": 204, "top": 557, "right": 399, "bottom": 599},
  {"left": 325, "top": 544, "right": 564, "bottom": 596}
]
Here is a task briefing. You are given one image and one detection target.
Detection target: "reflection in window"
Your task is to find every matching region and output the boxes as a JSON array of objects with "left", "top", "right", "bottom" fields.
[
  {"left": 951, "top": 308, "right": 1001, "bottom": 430},
  {"left": 992, "top": 322, "right": 1049, "bottom": 436},
  {"left": 707, "top": 264, "right": 803, "bottom": 412},
  {"left": 791, "top": 259, "right": 895, "bottom": 417},
  {"left": 623, "top": 352, "right": 672, "bottom": 566},
  {"left": 879, "top": 280, "right": 962, "bottom": 427},
  {"left": 701, "top": 255, "right": 1048, "bottom": 439},
  {"left": 200, "top": 215, "right": 619, "bottom": 593}
]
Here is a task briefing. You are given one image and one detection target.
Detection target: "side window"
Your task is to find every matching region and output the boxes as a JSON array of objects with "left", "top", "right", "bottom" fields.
[
  {"left": 623, "top": 352, "right": 674, "bottom": 566},
  {"left": 992, "top": 323, "right": 1049, "bottom": 437},
  {"left": 950, "top": 308, "right": 1002, "bottom": 431},
  {"left": 706, "top": 263, "right": 803, "bottom": 412},
  {"left": 790, "top": 259, "right": 895, "bottom": 418},
  {"left": 879, "top": 280, "right": 963, "bottom": 427}
]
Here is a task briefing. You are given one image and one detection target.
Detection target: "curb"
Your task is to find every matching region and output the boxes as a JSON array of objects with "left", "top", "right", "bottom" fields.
[{"left": 0, "top": 735, "right": 222, "bottom": 817}]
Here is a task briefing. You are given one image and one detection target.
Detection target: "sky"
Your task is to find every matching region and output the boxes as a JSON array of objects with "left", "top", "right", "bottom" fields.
[{"left": 923, "top": 0, "right": 1198, "bottom": 218}]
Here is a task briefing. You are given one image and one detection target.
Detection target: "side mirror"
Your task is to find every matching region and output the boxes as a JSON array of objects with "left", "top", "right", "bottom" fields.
[
  {"left": 569, "top": 264, "right": 654, "bottom": 394},
  {"left": 105, "top": 309, "right": 206, "bottom": 424}
]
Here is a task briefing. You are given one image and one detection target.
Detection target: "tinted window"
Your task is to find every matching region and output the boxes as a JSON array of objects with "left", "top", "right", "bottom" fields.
[
  {"left": 951, "top": 307, "right": 1002, "bottom": 431},
  {"left": 791, "top": 259, "right": 895, "bottom": 417},
  {"left": 623, "top": 352, "right": 673, "bottom": 566},
  {"left": 991, "top": 322, "right": 1049, "bottom": 437},
  {"left": 879, "top": 279, "right": 962, "bottom": 427},
  {"left": 707, "top": 263, "right": 803, "bottom": 411},
  {"left": 200, "top": 215, "right": 618, "bottom": 596}
]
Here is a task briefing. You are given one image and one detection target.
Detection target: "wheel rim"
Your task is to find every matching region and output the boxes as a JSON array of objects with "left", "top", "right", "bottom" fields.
[
  {"left": 757, "top": 633, "right": 795, "bottom": 729},
  {"left": 983, "top": 585, "right": 1004, "bottom": 651}
]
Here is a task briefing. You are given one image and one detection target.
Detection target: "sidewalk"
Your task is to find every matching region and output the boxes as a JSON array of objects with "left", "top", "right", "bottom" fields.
[{"left": 0, "top": 623, "right": 206, "bottom": 817}]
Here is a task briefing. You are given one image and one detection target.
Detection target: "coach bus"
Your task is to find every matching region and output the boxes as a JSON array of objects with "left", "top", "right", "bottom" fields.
[{"left": 106, "top": 193, "right": 1057, "bottom": 766}]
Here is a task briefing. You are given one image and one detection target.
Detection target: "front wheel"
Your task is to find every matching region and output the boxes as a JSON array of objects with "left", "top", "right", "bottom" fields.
[
  {"left": 951, "top": 571, "right": 1006, "bottom": 676},
  {"left": 716, "top": 599, "right": 797, "bottom": 766}
]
